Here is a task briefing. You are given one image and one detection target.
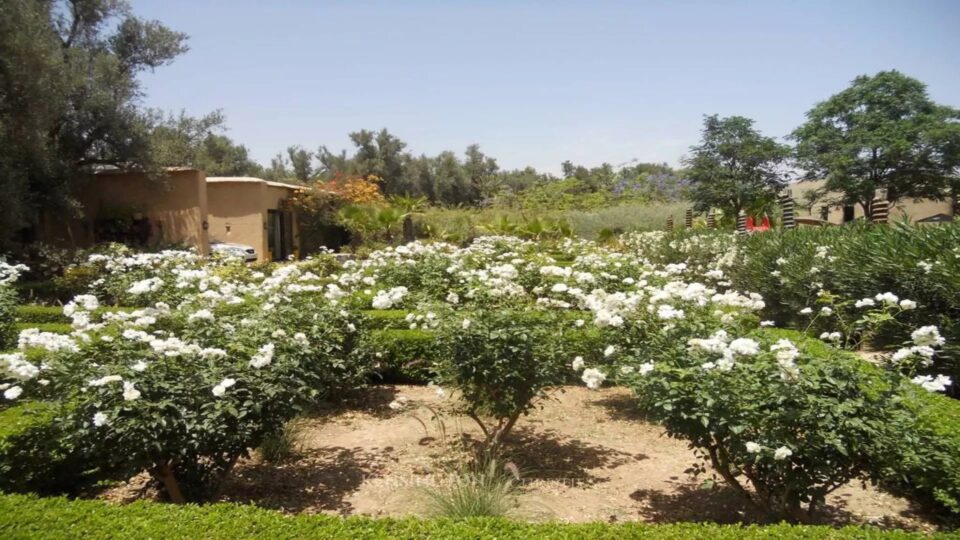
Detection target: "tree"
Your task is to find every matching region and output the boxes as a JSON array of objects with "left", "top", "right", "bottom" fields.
[
  {"left": 683, "top": 115, "right": 790, "bottom": 219},
  {"left": 347, "top": 129, "right": 408, "bottom": 195},
  {"left": 148, "top": 110, "right": 262, "bottom": 177},
  {"left": 792, "top": 71, "right": 960, "bottom": 216},
  {"left": 463, "top": 144, "right": 499, "bottom": 203},
  {"left": 0, "top": 0, "right": 188, "bottom": 247},
  {"left": 286, "top": 146, "right": 315, "bottom": 183}
]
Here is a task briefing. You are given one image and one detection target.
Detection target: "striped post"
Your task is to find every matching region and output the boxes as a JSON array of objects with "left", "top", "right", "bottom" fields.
[
  {"left": 780, "top": 194, "right": 796, "bottom": 229},
  {"left": 736, "top": 210, "right": 747, "bottom": 234},
  {"left": 666, "top": 215, "right": 674, "bottom": 231},
  {"left": 706, "top": 210, "right": 716, "bottom": 229},
  {"left": 684, "top": 208, "right": 693, "bottom": 228},
  {"left": 871, "top": 198, "right": 889, "bottom": 224}
]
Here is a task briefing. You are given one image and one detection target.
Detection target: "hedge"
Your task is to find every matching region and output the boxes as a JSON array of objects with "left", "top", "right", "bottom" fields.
[
  {"left": 14, "top": 322, "right": 72, "bottom": 335},
  {"left": 16, "top": 305, "right": 136, "bottom": 325},
  {"left": 0, "top": 493, "right": 947, "bottom": 539},
  {"left": 0, "top": 402, "right": 90, "bottom": 495}
]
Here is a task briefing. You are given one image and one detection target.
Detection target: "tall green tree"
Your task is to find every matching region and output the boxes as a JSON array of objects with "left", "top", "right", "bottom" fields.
[
  {"left": 463, "top": 144, "right": 499, "bottom": 202},
  {"left": 286, "top": 145, "right": 315, "bottom": 183},
  {"left": 0, "top": 0, "right": 187, "bottom": 247},
  {"left": 148, "top": 110, "right": 262, "bottom": 177},
  {"left": 683, "top": 115, "right": 790, "bottom": 218},
  {"left": 792, "top": 71, "right": 960, "bottom": 216}
]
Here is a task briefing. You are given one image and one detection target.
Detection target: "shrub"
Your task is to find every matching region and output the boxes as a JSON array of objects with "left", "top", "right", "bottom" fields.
[
  {"left": 4, "top": 288, "right": 365, "bottom": 502},
  {"left": 0, "top": 260, "right": 28, "bottom": 350},
  {"left": 432, "top": 306, "right": 570, "bottom": 450},
  {"left": 728, "top": 224, "right": 960, "bottom": 392},
  {"left": 0, "top": 285, "right": 16, "bottom": 350},
  {"left": 617, "top": 328, "right": 909, "bottom": 522}
]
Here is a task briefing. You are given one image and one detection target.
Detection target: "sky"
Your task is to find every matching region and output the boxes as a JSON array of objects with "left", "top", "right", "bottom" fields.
[{"left": 131, "top": 0, "right": 960, "bottom": 175}]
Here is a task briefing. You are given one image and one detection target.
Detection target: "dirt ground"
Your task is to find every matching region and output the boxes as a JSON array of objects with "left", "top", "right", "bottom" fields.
[{"left": 100, "top": 384, "right": 939, "bottom": 531}]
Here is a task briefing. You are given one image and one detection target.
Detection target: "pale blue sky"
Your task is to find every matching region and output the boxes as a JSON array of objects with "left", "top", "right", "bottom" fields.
[{"left": 132, "top": 0, "right": 960, "bottom": 174}]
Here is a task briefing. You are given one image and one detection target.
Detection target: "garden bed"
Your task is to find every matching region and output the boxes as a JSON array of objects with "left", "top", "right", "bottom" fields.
[{"left": 97, "top": 384, "right": 938, "bottom": 531}]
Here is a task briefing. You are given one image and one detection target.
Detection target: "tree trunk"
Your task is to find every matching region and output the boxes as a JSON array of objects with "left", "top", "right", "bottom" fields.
[
  {"left": 153, "top": 462, "right": 186, "bottom": 504},
  {"left": 402, "top": 216, "right": 414, "bottom": 244}
]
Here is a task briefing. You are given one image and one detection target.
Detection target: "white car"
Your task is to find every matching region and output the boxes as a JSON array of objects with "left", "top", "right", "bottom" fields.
[{"left": 210, "top": 242, "right": 257, "bottom": 262}]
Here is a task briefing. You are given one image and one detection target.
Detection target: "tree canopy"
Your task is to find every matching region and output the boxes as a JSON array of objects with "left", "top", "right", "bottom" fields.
[
  {"left": 0, "top": 0, "right": 187, "bottom": 247},
  {"left": 683, "top": 115, "right": 790, "bottom": 218},
  {"left": 792, "top": 70, "right": 960, "bottom": 215}
]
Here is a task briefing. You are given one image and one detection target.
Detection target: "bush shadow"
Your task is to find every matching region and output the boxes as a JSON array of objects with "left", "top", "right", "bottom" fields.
[
  {"left": 502, "top": 426, "right": 637, "bottom": 486},
  {"left": 220, "top": 445, "right": 388, "bottom": 514}
]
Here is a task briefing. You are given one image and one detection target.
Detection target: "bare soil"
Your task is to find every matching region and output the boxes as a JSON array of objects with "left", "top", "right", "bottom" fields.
[{"left": 100, "top": 385, "right": 939, "bottom": 531}]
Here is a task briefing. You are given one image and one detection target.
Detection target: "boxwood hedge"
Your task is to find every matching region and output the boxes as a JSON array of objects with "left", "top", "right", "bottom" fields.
[{"left": 0, "top": 493, "right": 948, "bottom": 539}]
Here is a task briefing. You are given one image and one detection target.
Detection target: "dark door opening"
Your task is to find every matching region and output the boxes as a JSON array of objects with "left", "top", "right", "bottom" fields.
[
  {"left": 842, "top": 205, "right": 855, "bottom": 223},
  {"left": 267, "top": 210, "right": 293, "bottom": 261}
]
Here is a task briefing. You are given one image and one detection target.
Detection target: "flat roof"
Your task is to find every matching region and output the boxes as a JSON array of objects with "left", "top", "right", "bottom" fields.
[{"left": 206, "top": 177, "right": 307, "bottom": 190}]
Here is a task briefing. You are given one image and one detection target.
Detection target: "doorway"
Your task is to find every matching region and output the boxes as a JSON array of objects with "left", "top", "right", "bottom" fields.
[{"left": 267, "top": 210, "right": 294, "bottom": 261}]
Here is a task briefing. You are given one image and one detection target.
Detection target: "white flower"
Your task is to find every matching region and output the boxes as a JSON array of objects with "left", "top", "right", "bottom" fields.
[
  {"left": 188, "top": 309, "right": 214, "bottom": 322},
  {"left": 572, "top": 356, "right": 585, "bottom": 371},
  {"left": 212, "top": 377, "right": 237, "bottom": 397},
  {"left": 899, "top": 299, "right": 917, "bottom": 310},
  {"left": 773, "top": 446, "right": 793, "bottom": 460},
  {"left": 127, "top": 277, "right": 164, "bottom": 295},
  {"left": 619, "top": 366, "right": 635, "bottom": 375},
  {"left": 4, "top": 386, "right": 23, "bottom": 400},
  {"left": 131, "top": 361, "right": 148, "bottom": 372},
  {"left": 820, "top": 306, "right": 833, "bottom": 316},
  {"left": 911, "top": 326, "right": 945, "bottom": 347},
  {"left": 249, "top": 343, "right": 275, "bottom": 368},
  {"left": 760, "top": 320, "right": 775, "bottom": 327},
  {"left": 1, "top": 353, "right": 39, "bottom": 380},
  {"left": 122, "top": 381, "right": 141, "bottom": 401},
  {"left": 728, "top": 338, "right": 760, "bottom": 356},
  {"left": 461, "top": 319, "right": 472, "bottom": 330},
  {"left": 92, "top": 412, "right": 109, "bottom": 427},
  {"left": 638, "top": 362, "right": 655, "bottom": 375},
  {"left": 574, "top": 319, "right": 585, "bottom": 328},
  {"left": 855, "top": 298, "right": 876, "bottom": 308},
  {"left": 89, "top": 375, "right": 123, "bottom": 387},
  {"left": 799, "top": 307, "right": 813, "bottom": 315},
  {"left": 603, "top": 345, "right": 616, "bottom": 357},
  {"left": 656, "top": 304, "right": 685, "bottom": 320},
  {"left": 746, "top": 442, "right": 761, "bottom": 454},
  {"left": 446, "top": 292, "right": 459, "bottom": 304},
  {"left": 875, "top": 292, "right": 899, "bottom": 306},
  {"left": 581, "top": 368, "right": 606, "bottom": 390},
  {"left": 911, "top": 374, "right": 952, "bottom": 393}
]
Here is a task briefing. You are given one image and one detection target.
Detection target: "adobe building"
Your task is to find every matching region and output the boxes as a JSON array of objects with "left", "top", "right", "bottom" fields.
[
  {"left": 788, "top": 179, "right": 954, "bottom": 225},
  {"left": 206, "top": 177, "right": 304, "bottom": 261},
  {"left": 33, "top": 168, "right": 304, "bottom": 262}
]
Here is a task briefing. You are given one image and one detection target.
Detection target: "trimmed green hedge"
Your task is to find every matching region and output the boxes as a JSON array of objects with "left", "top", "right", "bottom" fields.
[
  {"left": 361, "top": 323, "right": 605, "bottom": 384},
  {"left": 14, "top": 322, "right": 72, "bottom": 335},
  {"left": 0, "top": 493, "right": 947, "bottom": 539},
  {"left": 362, "top": 329, "right": 438, "bottom": 383},
  {"left": 15, "top": 305, "right": 68, "bottom": 324},
  {"left": 16, "top": 304, "right": 136, "bottom": 325},
  {"left": 0, "top": 402, "right": 90, "bottom": 495}
]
